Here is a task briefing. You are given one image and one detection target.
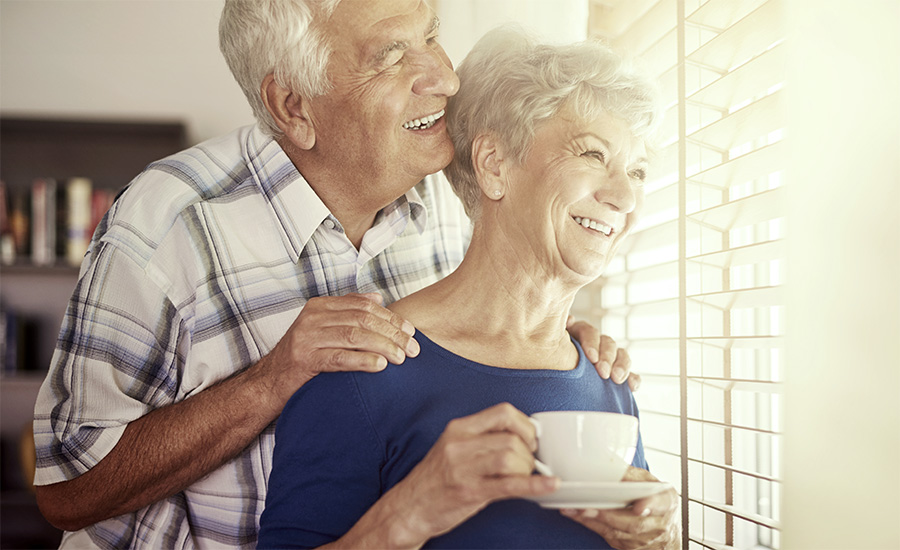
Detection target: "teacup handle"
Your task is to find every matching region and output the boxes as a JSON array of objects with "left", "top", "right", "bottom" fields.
[{"left": 529, "top": 417, "right": 555, "bottom": 477}]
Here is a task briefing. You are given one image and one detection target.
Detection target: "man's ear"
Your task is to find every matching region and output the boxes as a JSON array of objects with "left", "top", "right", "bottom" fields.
[
  {"left": 261, "top": 73, "right": 316, "bottom": 150},
  {"left": 472, "top": 134, "right": 508, "bottom": 200}
]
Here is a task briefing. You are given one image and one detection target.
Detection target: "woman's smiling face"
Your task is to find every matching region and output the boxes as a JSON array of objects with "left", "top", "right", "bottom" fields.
[{"left": 502, "top": 108, "right": 648, "bottom": 283}]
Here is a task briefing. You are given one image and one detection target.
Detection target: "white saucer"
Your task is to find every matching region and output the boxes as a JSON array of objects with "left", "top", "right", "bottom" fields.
[{"left": 526, "top": 481, "right": 671, "bottom": 509}]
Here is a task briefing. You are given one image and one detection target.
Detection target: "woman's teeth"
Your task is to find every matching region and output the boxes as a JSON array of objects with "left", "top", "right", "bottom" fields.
[
  {"left": 573, "top": 216, "right": 613, "bottom": 236},
  {"left": 403, "top": 109, "right": 445, "bottom": 130}
]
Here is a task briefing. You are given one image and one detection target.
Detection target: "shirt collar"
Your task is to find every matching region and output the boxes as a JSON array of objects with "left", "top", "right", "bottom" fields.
[
  {"left": 246, "top": 124, "right": 430, "bottom": 263},
  {"left": 246, "top": 125, "right": 329, "bottom": 263}
]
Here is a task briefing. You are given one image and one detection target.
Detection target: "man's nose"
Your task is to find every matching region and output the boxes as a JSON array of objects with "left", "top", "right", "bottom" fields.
[{"left": 411, "top": 45, "right": 460, "bottom": 97}]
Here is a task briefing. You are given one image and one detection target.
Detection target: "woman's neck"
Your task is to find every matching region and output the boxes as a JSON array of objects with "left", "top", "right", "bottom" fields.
[{"left": 391, "top": 222, "right": 583, "bottom": 370}]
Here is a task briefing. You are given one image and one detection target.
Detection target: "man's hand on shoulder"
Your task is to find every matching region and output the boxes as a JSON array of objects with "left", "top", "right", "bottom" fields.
[
  {"left": 566, "top": 316, "right": 640, "bottom": 392},
  {"left": 254, "top": 293, "right": 420, "bottom": 409}
]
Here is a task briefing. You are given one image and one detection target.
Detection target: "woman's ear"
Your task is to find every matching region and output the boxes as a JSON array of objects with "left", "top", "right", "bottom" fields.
[
  {"left": 261, "top": 73, "right": 316, "bottom": 150},
  {"left": 472, "top": 134, "right": 507, "bottom": 200}
]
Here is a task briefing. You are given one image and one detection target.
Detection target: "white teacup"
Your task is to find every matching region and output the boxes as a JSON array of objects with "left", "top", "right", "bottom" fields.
[{"left": 530, "top": 411, "right": 638, "bottom": 483}]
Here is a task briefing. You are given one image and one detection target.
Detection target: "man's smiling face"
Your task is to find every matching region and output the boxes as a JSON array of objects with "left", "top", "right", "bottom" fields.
[{"left": 304, "top": 0, "right": 459, "bottom": 201}]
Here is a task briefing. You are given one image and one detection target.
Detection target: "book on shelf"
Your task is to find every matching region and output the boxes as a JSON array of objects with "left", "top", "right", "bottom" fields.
[
  {"left": 2, "top": 177, "right": 114, "bottom": 268},
  {"left": 6, "top": 186, "right": 30, "bottom": 263},
  {"left": 0, "top": 305, "right": 39, "bottom": 374},
  {"left": 30, "top": 178, "right": 56, "bottom": 266},
  {"left": 0, "top": 181, "right": 12, "bottom": 264},
  {"left": 64, "top": 177, "right": 93, "bottom": 267}
]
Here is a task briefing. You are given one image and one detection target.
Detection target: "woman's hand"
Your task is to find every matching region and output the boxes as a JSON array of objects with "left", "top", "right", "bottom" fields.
[
  {"left": 560, "top": 467, "right": 680, "bottom": 550},
  {"left": 380, "top": 403, "right": 559, "bottom": 547},
  {"left": 566, "top": 317, "right": 641, "bottom": 391}
]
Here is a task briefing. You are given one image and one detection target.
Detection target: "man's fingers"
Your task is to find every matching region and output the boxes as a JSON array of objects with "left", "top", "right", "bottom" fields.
[
  {"left": 597, "top": 333, "right": 617, "bottom": 370},
  {"left": 357, "top": 292, "right": 385, "bottom": 305},
  {"left": 610, "top": 346, "right": 632, "bottom": 384},
  {"left": 305, "top": 296, "right": 419, "bottom": 360},
  {"left": 567, "top": 320, "right": 601, "bottom": 364},
  {"left": 311, "top": 326, "right": 411, "bottom": 368},
  {"left": 320, "top": 348, "right": 389, "bottom": 373},
  {"left": 627, "top": 371, "right": 642, "bottom": 392},
  {"left": 342, "top": 308, "right": 420, "bottom": 358},
  {"left": 315, "top": 293, "right": 416, "bottom": 337}
]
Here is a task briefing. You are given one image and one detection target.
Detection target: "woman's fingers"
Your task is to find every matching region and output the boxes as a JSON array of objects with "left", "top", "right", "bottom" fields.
[{"left": 445, "top": 403, "right": 538, "bottom": 453}]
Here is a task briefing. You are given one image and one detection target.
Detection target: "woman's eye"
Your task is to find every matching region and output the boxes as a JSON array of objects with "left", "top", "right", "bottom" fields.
[
  {"left": 582, "top": 150, "right": 606, "bottom": 162},
  {"left": 629, "top": 168, "right": 647, "bottom": 182}
]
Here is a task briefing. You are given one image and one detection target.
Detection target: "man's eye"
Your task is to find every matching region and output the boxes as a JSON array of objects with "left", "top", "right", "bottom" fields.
[{"left": 386, "top": 52, "right": 404, "bottom": 66}]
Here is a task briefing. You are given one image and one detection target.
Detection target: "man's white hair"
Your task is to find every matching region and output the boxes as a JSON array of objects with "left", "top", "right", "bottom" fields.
[
  {"left": 219, "top": 0, "right": 343, "bottom": 137},
  {"left": 444, "top": 26, "right": 663, "bottom": 220}
]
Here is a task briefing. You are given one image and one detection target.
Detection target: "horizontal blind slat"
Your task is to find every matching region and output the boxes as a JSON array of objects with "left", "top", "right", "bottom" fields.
[
  {"left": 687, "top": 0, "right": 784, "bottom": 71},
  {"left": 689, "top": 498, "right": 782, "bottom": 530},
  {"left": 602, "top": 258, "right": 678, "bottom": 285},
  {"left": 634, "top": 374, "right": 781, "bottom": 394},
  {"left": 686, "top": 0, "right": 767, "bottom": 30},
  {"left": 602, "top": 335, "right": 784, "bottom": 349},
  {"left": 688, "top": 415, "right": 779, "bottom": 437},
  {"left": 688, "top": 335, "right": 784, "bottom": 349},
  {"left": 690, "top": 537, "right": 739, "bottom": 550},
  {"left": 608, "top": 0, "right": 675, "bottom": 56},
  {"left": 689, "top": 43, "right": 786, "bottom": 110},
  {"left": 638, "top": 28, "right": 679, "bottom": 78},
  {"left": 688, "top": 90, "right": 784, "bottom": 151},
  {"left": 688, "top": 141, "right": 784, "bottom": 188},
  {"left": 615, "top": 219, "right": 678, "bottom": 255},
  {"left": 606, "top": 296, "right": 679, "bottom": 316},
  {"left": 687, "top": 456, "right": 781, "bottom": 484},
  {"left": 687, "top": 284, "right": 783, "bottom": 309},
  {"left": 589, "top": 0, "right": 664, "bottom": 40},
  {"left": 640, "top": 182, "right": 678, "bottom": 220},
  {"left": 689, "top": 187, "right": 784, "bottom": 231},
  {"left": 688, "top": 239, "right": 783, "bottom": 269}
]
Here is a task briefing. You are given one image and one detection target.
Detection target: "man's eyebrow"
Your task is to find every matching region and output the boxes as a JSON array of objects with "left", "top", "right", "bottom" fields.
[{"left": 370, "top": 17, "right": 441, "bottom": 67}]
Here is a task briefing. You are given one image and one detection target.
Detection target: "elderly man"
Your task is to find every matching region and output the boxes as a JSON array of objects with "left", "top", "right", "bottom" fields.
[{"left": 32, "top": 0, "right": 634, "bottom": 547}]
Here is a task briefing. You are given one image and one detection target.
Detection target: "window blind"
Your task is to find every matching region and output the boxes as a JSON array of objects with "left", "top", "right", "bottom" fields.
[{"left": 577, "top": 0, "right": 786, "bottom": 548}]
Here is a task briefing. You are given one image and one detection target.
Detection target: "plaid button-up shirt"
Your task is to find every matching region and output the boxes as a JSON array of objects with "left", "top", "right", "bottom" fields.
[{"left": 33, "top": 124, "right": 471, "bottom": 548}]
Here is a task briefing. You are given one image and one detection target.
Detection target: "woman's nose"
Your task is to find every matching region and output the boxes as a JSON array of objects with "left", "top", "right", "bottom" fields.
[
  {"left": 412, "top": 44, "right": 460, "bottom": 97},
  {"left": 597, "top": 167, "right": 638, "bottom": 214}
]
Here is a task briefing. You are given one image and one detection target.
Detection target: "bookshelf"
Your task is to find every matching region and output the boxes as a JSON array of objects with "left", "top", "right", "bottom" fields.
[{"left": 0, "top": 117, "right": 187, "bottom": 547}]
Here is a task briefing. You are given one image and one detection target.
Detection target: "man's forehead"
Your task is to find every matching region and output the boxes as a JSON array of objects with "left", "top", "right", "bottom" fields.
[{"left": 330, "top": 0, "right": 427, "bottom": 30}]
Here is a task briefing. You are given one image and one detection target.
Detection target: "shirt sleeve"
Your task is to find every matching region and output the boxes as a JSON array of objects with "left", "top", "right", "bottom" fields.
[
  {"left": 32, "top": 239, "right": 184, "bottom": 485},
  {"left": 257, "top": 372, "right": 385, "bottom": 549}
]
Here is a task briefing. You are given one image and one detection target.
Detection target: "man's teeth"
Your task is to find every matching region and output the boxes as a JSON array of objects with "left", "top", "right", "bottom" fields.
[
  {"left": 403, "top": 109, "right": 445, "bottom": 130},
  {"left": 573, "top": 216, "right": 613, "bottom": 236}
]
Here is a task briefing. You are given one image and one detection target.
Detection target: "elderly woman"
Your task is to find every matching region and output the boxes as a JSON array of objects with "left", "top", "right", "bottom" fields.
[{"left": 258, "top": 27, "right": 679, "bottom": 549}]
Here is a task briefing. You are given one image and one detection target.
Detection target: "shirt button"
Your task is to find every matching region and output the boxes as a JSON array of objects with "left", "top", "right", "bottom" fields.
[{"left": 323, "top": 219, "right": 335, "bottom": 230}]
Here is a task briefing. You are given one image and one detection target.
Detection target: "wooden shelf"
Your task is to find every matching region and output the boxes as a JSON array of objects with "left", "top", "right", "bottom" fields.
[
  {"left": 1, "top": 116, "right": 187, "bottom": 191},
  {"left": 1, "top": 262, "right": 80, "bottom": 276}
]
